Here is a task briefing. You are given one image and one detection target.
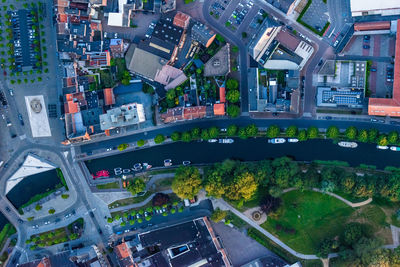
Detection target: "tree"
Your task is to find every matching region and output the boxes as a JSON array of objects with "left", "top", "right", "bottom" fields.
[
  {"left": 266, "top": 125, "right": 280, "bottom": 138},
  {"left": 117, "top": 143, "right": 128, "bottom": 151},
  {"left": 307, "top": 126, "right": 319, "bottom": 139},
  {"left": 345, "top": 126, "right": 357, "bottom": 140},
  {"left": 129, "top": 220, "right": 135, "bottom": 225},
  {"left": 358, "top": 129, "right": 368, "bottom": 142},
  {"left": 61, "top": 194, "right": 69, "bottom": 199},
  {"left": 137, "top": 139, "right": 145, "bottom": 147},
  {"left": 377, "top": 135, "right": 388, "bottom": 146},
  {"left": 227, "top": 105, "right": 240, "bottom": 118},
  {"left": 242, "top": 32, "right": 248, "bottom": 38},
  {"left": 152, "top": 193, "right": 170, "bottom": 206},
  {"left": 191, "top": 128, "right": 200, "bottom": 139},
  {"left": 201, "top": 129, "right": 210, "bottom": 140},
  {"left": 298, "top": 129, "right": 308, "bottom": 141},
  {"left": 181, "top": 132, "right": 192, "bottom": 142},
  {"left": 285, "top": 126, "right": 297, "bottom": 138},
  {"left": 166, "top": 89, "right": 176, "bottom": 108},
  {"left": 368, "top": 128, "right": 379, "bottom": 143},
  {"left": 35, "top": 204, "right": 42, "bottom": 211},
  {"left": 260, "top": 195, "right": 281, "bottom": 215},
  {"left": 172, "top": 166, "right": 202, "bottom": 199},
  {"left": 272, "top": 157, "right": 299, "bottom": 189},
  {"left": 317, "top": 238, "right": 335, "bottom": 258},
  {"left": 226, "top": 90, "right": 240, "bottom": 103},
  {"left": 231, "top": 46, "right": 239, "bottom": 52},
  {"left": 48, "top": 209, "right": 55, "bottom": 214},
  {"left": 226, "top": 79, "right": 239, "bottom": 90},
  {"left": 210, "top": 208, "right": 227, "bottom": 222},
  {"left": 154, "top": 134, "right": 165, "bottom": 144},
  {"left": 127, "top": 178, "right": 145, "bottom": 196},
  {"left": 225, "top": 172, "right": 258, "bottom": 201},
  {"left": 171, "top": 132, "right": 181, "bottom": 142},
  {"left": 343, "top": 222, "right": 364, "bottom": 247},
  {"left": 238, "top": 127, "right": 248, "bottom": 139},
  {"left": 208, "top": 127, "right": 219, "bottom": 139},
  {"left": 227, "top": 125, "right": 237, "bottom": 136},
  {"left": 388, "top": 131, "right": 398, "bottom": 144},
  {"left": 204, "top": 169, "right": 226, "bottom": 198},
  {"left": 107, "top": 217, "right": 113, "bottom": 223},
  {"left": 246, "top": 124, "right": 258, "bottom": 137},
  {"left": 326, "top": 126, "right": 339, "bottom": 139}
]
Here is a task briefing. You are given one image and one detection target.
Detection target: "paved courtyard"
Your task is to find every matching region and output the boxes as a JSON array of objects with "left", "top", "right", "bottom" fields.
[{"left": 301, "top": 0, "right": 329, "bottom": 31}]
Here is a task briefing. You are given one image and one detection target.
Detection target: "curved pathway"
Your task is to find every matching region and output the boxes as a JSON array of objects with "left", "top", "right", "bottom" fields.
[{"left": 282, "top": 188, "right": 372, "bottom": 208}]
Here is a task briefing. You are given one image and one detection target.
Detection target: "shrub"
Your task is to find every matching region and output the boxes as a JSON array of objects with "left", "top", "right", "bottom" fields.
[
  {"left": 117, "top": 143, "right": 129, "bottom": 151},
  {"left": 35, "top": 204, "right": 42, "bottom": 211},
  {"left": 211, "top": 208, "right": 227, "bottom": 222},
  {"left": 107, "top": 217, "right": 113, "bottom": 223},
  {"left": 137, "top": 139, "right": 145, "bottom": 147},
  {"left": 170, "top": 208, "right": 176, "bottom": 214},
  {"left": 61, "top": 194, "right": 69, "bottom": 199},
  {"left": 48, "top": 209, "right": 55, "bottom": 214},
  {"left": 154, "top": 134, "right": 165, "bottom": 144}
]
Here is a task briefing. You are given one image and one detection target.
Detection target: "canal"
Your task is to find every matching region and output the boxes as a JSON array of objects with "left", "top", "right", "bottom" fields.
[
  {"left": 6, "top": 169, "right": 62, "bottom": 209},
  {"left": 85, "top": 138, "right": 400, "bottom": 176}
]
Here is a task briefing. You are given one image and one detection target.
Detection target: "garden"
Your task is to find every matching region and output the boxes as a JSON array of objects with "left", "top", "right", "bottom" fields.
[{"left": 26, "top": 218, "right": 84, "bottom": 250}]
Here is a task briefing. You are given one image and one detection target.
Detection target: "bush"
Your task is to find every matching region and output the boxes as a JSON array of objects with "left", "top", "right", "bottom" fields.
[
  {"left": 61, "top": 194, "right": 69, "bottom": 199},
  {"left": 117, "top": 143, "right": 129, "bottom": 151},
  {"left": 107, "top": 217, "right": 113, "bottom": 223},
  {"left": 137, "top": 139, "right": 145, "bottom": 147},
  {"left": 154, "top": 134, "right": 165, "bottom": 144},
  {"left": 35, "top": 204, "right": 42, "bottom": 211},
  {"left": 27, "top": 216, "right": 34, "bottom": 221},
  {"left": 48, "top": 209, "right": 55, "bottom": 214},
  {"left": 178, "top": 206, "right": 184, "bottom": 212},
  {"left": 211, "top": 208, "right": 227, "bottom": 222},
  {"left": 170, "top": 208, "right": 176, "bottom": 214}
]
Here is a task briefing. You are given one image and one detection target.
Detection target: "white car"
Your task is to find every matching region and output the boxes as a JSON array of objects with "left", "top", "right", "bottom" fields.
[
  {"left": 124, "top": 229, "right": 130, "bottom": 233},
  {"left": 44, "top": 221, "right": 50, "bottom": 225}
]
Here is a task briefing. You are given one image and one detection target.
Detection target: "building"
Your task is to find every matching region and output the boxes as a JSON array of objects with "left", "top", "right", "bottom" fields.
[
  {"left": 160, "top": 106, "right": 211, "bottom": 123},
  {"left": 154, "top": 65, "right": 188, "bottom": 90},
  {"left": 368, "top": 19, "right": 400, "bottom": 117},
  {"left": 204, "top": 44, "right": 231, "bottom": 77},
  {"left": 213, "top": 103, "right": 225, "bottom": 116},
  {"left": 100, "top": 103, "right": 145, "bottom": 130},
  {"left": 114, "top": 242, "right": 135, "bottom": 267},
  {"left": 137, "top": 217, "right": 230, "bottom": 267},
  {"left": 249, "top": 26, "right": 313, "bottom": 70},
  {"left": 191, "top": 22, "right": 216, "bottom": 48},
  {"left": 173, "top": 12, "right": 190, "bottom": 29},
  {"left": 350, "top": 0, "right": 400, "bottom": 17},
  {"left": 317, "top": 60, "right": 366, "bottom": 109},
  {"left": 109, "top": 38, "right": 125, "bottom": 57}
]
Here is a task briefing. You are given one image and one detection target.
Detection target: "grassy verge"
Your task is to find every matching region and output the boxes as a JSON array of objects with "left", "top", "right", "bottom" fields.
[
  {"left": 108, "top": 191, "right": 153, "bottom": 209},
  {"left": 96, "top": 182, "right": 120, "bottom": 190},
  {"left": 332, "top": 190, "right": 368, "bottom": 203},
  {"left": 56, "top": 168, "right": 68, "bottom": 190},
  {"left": 226, "top": 211, "right": 247, "bottom": 228},
  {"left": 19, "top": 183, "right": 63, "bottom": 213},
  {"left": 0, "top": 224, "right": 16, "bottom": 252},
  {"left": 247, "top": 228, "right": 322, "bottom": 267}
]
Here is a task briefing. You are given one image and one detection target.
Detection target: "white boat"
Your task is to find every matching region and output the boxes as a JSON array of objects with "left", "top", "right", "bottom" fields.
[
  {"left": 268, "top": 138, "right": 286, "bottom": 144},
  {"left": 390, "top": 146, "right": 400, "bottom": 151},
  {"left": 208, "top": 139, "right": 218, "bottom": 143},
  {"left": 133, "top": 163, "right": 142, "bottom": 171},
  {"left": 288, "top": 138, "right": 299, "bottom": 143},
  {"left": 182, "top": 161, "right": 191, "bottom": 166},
  {"left": 218, "top": 138, "right": 234, "bottom": 144},
  {"left": 143, "top": 163, "right": 152, "bottom": 169},
  {"left": 338, "top": 141, "right": 358, "bottom": 148},
  {"left": 164, "top": 159, "right": 172, "bottom": 166},
  {"left": 377, "top": 145, "right": 389, "bottom": 150}
]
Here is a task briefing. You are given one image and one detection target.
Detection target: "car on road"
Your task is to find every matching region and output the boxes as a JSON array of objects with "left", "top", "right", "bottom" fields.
[
  {"left": 325, "top": 116, "right": 332, "bottom": 120},
  {"left": 371, "top": 118, "right": 378, "bottom": 122},
  {"left": 363, "top": 45, "right": 370, "bottom": 49},
  {"left": 5, "top": 207, "right": 10, "bottom": 212},
  {"left": 378, "top": 119, "right": 385, "bottom": 123},
  {"left": 124, "top": 229, "right": 130, "bottom": 233},
  {"left": 9, "top": 89, "right": 13, "bottom": 96},
  {"left": 18, "top": 113, "right": 24, "bottom": 125},
  {"left": 106, "top": 148, "right": 112, "bottom": 151},
  {"left": 44, "top": 221, "right": 50, "bottom": 225},
  {"left": 370, "top": 68, "right": 377, "bottom": 72},
  {"left": 364, "top": 35, "right": 370, "bottom": 40}
]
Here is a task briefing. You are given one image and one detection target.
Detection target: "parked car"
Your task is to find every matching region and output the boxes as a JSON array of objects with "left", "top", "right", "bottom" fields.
[
  {"left": 363, "top": 45, "right": 370, "bottom": 49},
  {"left": 370, "top": 68, "right": 377, "bottom": 72},
  {"left": 364, "top": 35, "right": 370, "bottom": 40}
]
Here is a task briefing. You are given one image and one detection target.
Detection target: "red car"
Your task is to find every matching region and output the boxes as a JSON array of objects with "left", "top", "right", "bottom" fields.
[{"left": 3, "top": 71, "right": 6, "bottom": 76}]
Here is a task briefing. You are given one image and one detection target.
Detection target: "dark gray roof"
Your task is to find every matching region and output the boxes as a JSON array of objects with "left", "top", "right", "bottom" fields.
[
  {"left": 139, "top": 37, "right": 174, "bottom": 60},
  {"left": 191, "top": 22, "right": 215, "bottom": 47},
  {"left": 152, "top": 18, "right": 183, "bottom": 46}
]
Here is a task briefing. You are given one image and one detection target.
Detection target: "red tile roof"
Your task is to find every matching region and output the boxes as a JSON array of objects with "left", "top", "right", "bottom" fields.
[
  {"left": 354, "top": 21, "right": 391, "bottom": 31},
  {"left": 115, "top": 242, "right": 131, "bottom": 260},
  {"left": 104, "top": 88, "right": 115, "bottom": 106},
  {"left": 275, "top": 30, "right": 300, "bottom": 51},
  {"left": 213, "top": 103, "right": 225, "bottom": 116},
  {"left": 173, "top": 12, "right": 191, "bottom": 29},
  {"left": 369, "top": 19, "right": 400, "bottom": 117},
  {"left": 219, "top": 87, "right": 226, "bottom": 103}
]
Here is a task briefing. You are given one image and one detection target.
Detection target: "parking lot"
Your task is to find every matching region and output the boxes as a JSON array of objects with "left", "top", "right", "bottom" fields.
[
  {"left": 343, "top": 34, "right": 395, "bottom": 57},
  {"left": 300, "top": 0, "right": 329, "bottom": 32},
  {"left": 9, "top": 9, "right": 41, "bottom": 72}
]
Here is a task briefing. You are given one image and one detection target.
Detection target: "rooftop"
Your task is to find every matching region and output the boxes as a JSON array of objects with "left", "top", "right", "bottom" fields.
[
  {"left": 152, "top": 18, "right": 183, "bottom": 46},
  {"left": 100, "top": 102, "right": 145, "bottom": 130},
  {"left": 204, "top": 44, "right": 230, "bottom": 77}
]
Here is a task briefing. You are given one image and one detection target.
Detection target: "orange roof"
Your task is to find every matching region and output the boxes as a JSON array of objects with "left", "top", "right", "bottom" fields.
[
  {"left": 369, "top": 19, "right": 400, "bottom": 117},
  {"left": 213, "top": 103, "right": 225, "bottom": 116},
  {"left": 354, "top": 21, "right": 391, "bottom": 31},
  {"left": 219, "top": 87, "right": 226, "bottom": 103},
  {"left": 104, "top": 88, "right": 115, "bottom": 105},
  {"left": 115, "top": 242, "right": 131, "bottom": 259},
  {"left": 66, "top": 101, "right": 79, "bottom": 114},
  {"left": 58, "top": 14, "right": 68, "bottom": 23},
  {"left": 173, "top": 12, "right": 190, "bottom": 29}
]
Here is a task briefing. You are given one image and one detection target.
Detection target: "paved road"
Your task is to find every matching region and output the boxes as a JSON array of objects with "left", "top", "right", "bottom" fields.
[
  {"left": 336, "top": 55, "right": 393, "bottom": 62},
  {"left": 202, "top": 0, "right": 249, "bottom": 112}
]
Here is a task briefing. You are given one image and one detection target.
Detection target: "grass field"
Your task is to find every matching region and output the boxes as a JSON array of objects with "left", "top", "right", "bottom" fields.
[
  {"left": 261, "top": 190, "right": 354, "bottom": 254},
  {"left": 108, "top": 191, "right": 153, "bottom": 209},
  {"left": 96, "top": 181, "right": 120, "bottom": 190}
]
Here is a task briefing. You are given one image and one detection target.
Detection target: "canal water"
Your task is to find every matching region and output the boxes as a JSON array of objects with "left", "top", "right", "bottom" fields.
[
  {"left": 85, "top": 138, "right": 400, "bottom": 176},
  {"left": 0, "top": 213, "right": 8, "bottom": 231},
  {"left": 6, "top": 169, "right": 61, "bottom": 209}
]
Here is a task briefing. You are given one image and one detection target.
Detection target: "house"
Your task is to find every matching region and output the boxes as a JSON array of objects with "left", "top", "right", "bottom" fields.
[
  {"left": 99, "top": 103, "right": 146, "bottom": 131},
  {"left": 173, "top": 12, "right": 190, "bottom": 29},
  {"left": 191, "top": 22, "right": 216, "bottom": 48},
  {"left": 115, "top": 242, "right": 135, "bottom": 267},
  {"left": 213, "top": 103, "right": 225, "bottom": 116},
  {"left": 204, "top": 44, "right": 230, "bottom": 77},
  {"left": 103, "top": 88, "right": 115, "bottom": 106},
  {"left": 155, "top": 65, "right": 188, "bottom": 90},
  {"left": 109, "top": 39, "right": 125, "bottom": 57},
  {"left": 160, "top": 106, "right": 208, "bottom": 123}
]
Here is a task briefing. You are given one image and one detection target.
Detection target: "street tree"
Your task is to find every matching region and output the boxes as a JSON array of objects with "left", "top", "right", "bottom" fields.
[
  {"left": 377, "top": 135, "right": 388, "bottom": 146},
  {"left": 266, "top": 125, "right": 280, "bottom": 138},
  {"left": 307, "top": 126, "right": 319, "bottom": 139},
  {"left": 201, "top": 129, "right": 210, "bottom": 140},
  {"left": 358, "top": 129, "right": 369, "bottom": 142},
  {"left": 227, "top": 125, "right": 237, "bottom": 136},
  {"left": 227, "top": 104, "right": 240, "bottom": 118},
  {"left": 171, "top": 131, "right": 181, "bottom": 142},
  {"left": 154, "top": 134, "right": 165, "bottom": 144},
  {"left": 238, "top": 127, "right": 248, "bottom": 139},
  {"left": 326, "top": 126, "right": 339, "bottom": 139},
  {"left": 388, "top": 131, "right": 399, "bottom": 144},
  {"left": 226, "top": 90, "right": 240, "bottom": 103},
  {"left": 345, "top": 126, "right": 358, "bottom": 140},
  {"left": 127, "top": 178, "right": 145, "bottom": 196},
  {"left": 246, "top": 124, "right": 258, "bottom": 137},
  {"left": 285, "top": 125, "right": 297, "bottom": 137},
  {"left": 181, "top": 131, "right": 192, "bottom": 142},
  {"left": 368, "top": 128, "right": 379, "bottom": 143},
  {"left": 226, "top": 79, "right": 239, "bottom": 90},
  {"left": 191, "top": 128, "right": 200, "bottom": 139},
  {"left": 297, "top": 129, "right": 308, "bottom": 141},
  {"left": 208, "top": 126, "right": 219, "bottom": 139},
  {"left": 171, "top": 166, "right": 202, "bottom": 199},
  {"left": 210, "top": 208, "right": 227, "bottom": 222},
  {"left": 225, "top": 172, "right": 258, "bottom": 201}
]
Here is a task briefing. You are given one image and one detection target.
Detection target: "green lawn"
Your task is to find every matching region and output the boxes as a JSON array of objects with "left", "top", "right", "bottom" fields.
[
  {"left": 228, "top": 188, "right": 267, "bottom": 211},
  {"left": 108, "top": 191, "right": 153, "bottom": 209},
  {"left": 96, "top": 182, "right": 120, "bottom": 190},
  {"left": 261, "top": 190, "right": 354, "bottom": 254}
]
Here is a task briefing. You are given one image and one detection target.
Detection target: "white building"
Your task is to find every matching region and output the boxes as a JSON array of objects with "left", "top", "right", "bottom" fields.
[{"left": 350, "top": 0, "right": 400, "bottom": 17}]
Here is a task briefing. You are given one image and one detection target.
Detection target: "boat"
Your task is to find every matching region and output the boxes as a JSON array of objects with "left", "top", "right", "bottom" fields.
[
  {"left": 92, "top": 170, "right": 109, "bottom": 179},
  {"left": 390, "top": 146, "right": 400, "bottom": 151},
  {"left": 143, "top": 163, "right": 152, "bottom": 169},
  {"left": 268, "top": 138, "right": 286, "bottom": 144},
  {"left": 288, "top": 138, "right": 299, "bottom": 143},
  {"left": 133, "top": 163, "right": 142, "bottom": 171},
  {"left": 218, "top": 138, "right": 234, "bottom": 144},
  {"left": 377, "top": 145, "right": 389, "bottom": 150},
  {"left": 208, "top": 139, "right": 218, "bottom": 143},
  {"left": 183, "top": 161, "right": 191, "bottom": 166},
  {"left": 164, "top": 159, "right": 172, "bottom": 166},
  {"left": 338, "top": 141, "right": 358, "bottom": 148}
]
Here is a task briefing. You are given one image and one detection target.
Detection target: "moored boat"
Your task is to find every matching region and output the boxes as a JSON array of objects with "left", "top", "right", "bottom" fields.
[
  {"left": 164, "top": 159, "right": 172, "bottom": 166},
  {"left": 268, "top": 138, "right": 286, "bottom": 144},
  {"left": 92, "top": 170, "right": 109, "bottom": 179},
  {"left": 288, "top": 138, "right": 299, "bottom": 143},
  {"left": 218, "top": 138, "right": 234, "bottom": 144},
  {"left": 377, "top": 145, "right": 389, "bottom": 150},
  {"left": 338, "top": 141, "right": 358, "bottom": 148},
  {"left": 208, "top": 139, "right": 218, "bottom": 143},
  {"left": 390, "top": 146, "right": 400, "bottom": 151},
  {"left": 183, "top": 161, "right": 191, "bottom": 166}
]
